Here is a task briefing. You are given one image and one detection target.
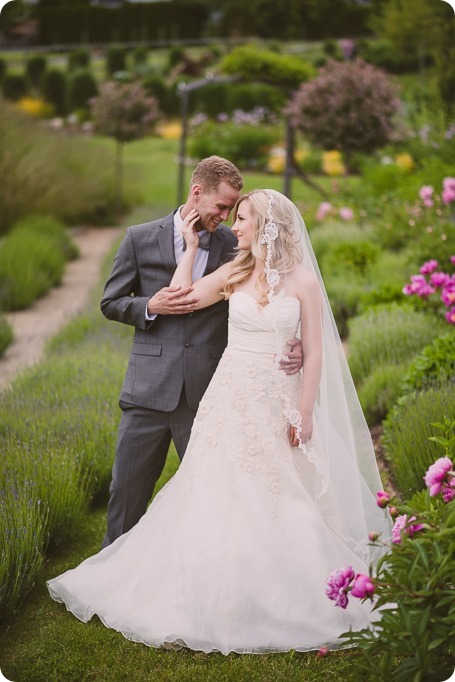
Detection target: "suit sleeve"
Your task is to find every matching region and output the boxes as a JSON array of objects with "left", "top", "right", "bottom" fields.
[{"left": 100, "top": 227, "right": 154, "bottom": 331}]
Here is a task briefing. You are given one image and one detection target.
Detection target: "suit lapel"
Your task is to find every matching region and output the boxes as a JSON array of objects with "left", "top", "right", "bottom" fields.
[
  {"left": 157, "top": 214, "right": 177, "bottom": 276},
  {"left": 204, "top": 230, "right": 226, "bottom": 275}
]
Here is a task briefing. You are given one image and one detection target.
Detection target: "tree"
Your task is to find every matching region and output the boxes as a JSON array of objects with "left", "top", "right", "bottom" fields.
[
  {"left": 286, "top": 59, "right": 400, "bottom": 164},
  {"left": 371, "top": 0, "right": 455, "bottom": 116},
  {"left": 90, "top": 81, "right": 160, "bottom": 217}
]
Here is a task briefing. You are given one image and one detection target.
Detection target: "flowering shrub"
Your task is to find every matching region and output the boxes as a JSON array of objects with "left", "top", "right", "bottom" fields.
[
  {"left": 323, "top": 419, "right": 455, "bottom": 680},
  {"left": 402, "top": 255, "right": 455, "bottom": 325},
  {"left": 286, "top": 59, "right": 400, "bottom": 159},
  {"left": 316, "top": 202, "right": 355, "bottom": 222}
]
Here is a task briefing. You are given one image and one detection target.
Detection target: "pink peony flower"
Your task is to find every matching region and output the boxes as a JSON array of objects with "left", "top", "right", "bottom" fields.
[
  {"left": 402, "top": 284, "right": 413, "bottom": 296},
  {"left": 376, "top": 491, "right": 390, "bottom": 508},
  {"left": 416, "top": 283, "right": 436, "bottom": 298},
  {"left": 441, "top": 286, "right": 455, "bottom": 307},
  {"left": 430, "top": 271, "right": 450, "bottom": 288},
  {"left": 442, "top": 188, "right": 455, "bottom": 205},
  {"left": 423, "top": 198, "right": 434, "bottom": 208},
  {"left": 339, "top": 206, "right": 354, "bottom": 221},
  {"left": 424, "top": 457, "right": 453, "bottom": 495},
  {"left": 326, "top": 566, "right": 355, "bottom": 608},
  {"left": 317, "top": 646, "right": 330, "bottom": 658},
  {"left": 445, "top": 306, "right": 455, "bottom": 325},
  {"left": 450, "top": 255, "right": 455, "bottom": 265},
  {"left": 420, "top": 259, "right": 439, "bottom": 275},
  {"left": 350, "top": 574, "right": 375, "bottom": 599},
  {"left": 392, "top": 515, "right": 424, "bottom": 544},
  {"left": 419, "top": 185, "right": 434, "bottom": 201},
  {"left": 316, "top": 202, "right": 332, "bottom": 221},
  {"left": 443, "top": 177, "right": 455, "bottom": 192}
]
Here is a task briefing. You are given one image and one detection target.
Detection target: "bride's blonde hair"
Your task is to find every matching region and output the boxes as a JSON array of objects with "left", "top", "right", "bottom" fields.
[{"left": 223, "top": 190, "right": 304, "bottom": 304}]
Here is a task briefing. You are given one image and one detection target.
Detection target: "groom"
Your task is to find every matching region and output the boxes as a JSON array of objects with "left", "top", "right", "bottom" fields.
[{"left": 100, "top": 156, "right": 302, "bottom": 547}]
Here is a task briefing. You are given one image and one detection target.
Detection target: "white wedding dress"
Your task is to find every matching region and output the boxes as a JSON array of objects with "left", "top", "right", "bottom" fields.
[{"left": 48, "top": 292, "right": 379, "bottom": 654}]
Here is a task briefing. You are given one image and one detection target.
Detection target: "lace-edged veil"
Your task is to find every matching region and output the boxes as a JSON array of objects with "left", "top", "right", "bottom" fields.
[{"left": 257, "top": 189, "right": 391, "bottom": 564}]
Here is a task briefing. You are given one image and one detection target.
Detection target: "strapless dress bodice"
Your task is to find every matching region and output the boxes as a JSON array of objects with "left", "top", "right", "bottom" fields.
[{"left": 227, "top": 291, "right": 300, "bottom": 358}]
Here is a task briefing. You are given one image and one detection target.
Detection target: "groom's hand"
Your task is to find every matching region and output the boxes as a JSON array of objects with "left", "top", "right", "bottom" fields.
[
  {"left": 279, "top": 338, "right": 303, "bottom": 375},
  {"left": 147, "top": 286, "right": 198, "bottom": 315}
]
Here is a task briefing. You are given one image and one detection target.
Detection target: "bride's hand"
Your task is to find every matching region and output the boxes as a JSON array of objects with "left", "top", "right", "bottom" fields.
[
  {"left": 181, "top": 209, "right": 200, "bottom": 251},
  {"left": 288, "top": 414, "right": 313, "bottom": 447}
]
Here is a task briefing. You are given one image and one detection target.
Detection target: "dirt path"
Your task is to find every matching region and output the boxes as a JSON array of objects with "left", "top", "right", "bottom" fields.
[{"left": 0, "top": 226, "right": 123, "bottom": 393}]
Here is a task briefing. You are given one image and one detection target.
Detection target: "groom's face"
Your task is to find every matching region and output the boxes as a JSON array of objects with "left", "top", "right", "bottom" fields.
[{"left": 193, "top": 181, "right": 240, "bottom": 233}]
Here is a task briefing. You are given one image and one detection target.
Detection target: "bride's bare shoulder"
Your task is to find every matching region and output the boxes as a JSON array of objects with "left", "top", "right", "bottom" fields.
[{"left": 288, "top": 267, "right": 319, "bottom": 296}]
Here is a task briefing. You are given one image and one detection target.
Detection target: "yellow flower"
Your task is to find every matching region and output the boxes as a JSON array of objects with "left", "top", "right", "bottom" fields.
[
  {"left": 157, "top": 121, "right": 182, "bottom": 140},
  {"left": 16, "top": 97, "right": 53, "bottom": 118},
  {"left": 395, "top": 153, "right": 414, "bottom": 171},
  {"left": 322, "top": 150, "right": 345, "bottom": 176},
  {"left": 268, "top": 146, "right": 309, "bottom": 174},
  {"left": 268, "top": 146, "right": 285, "bottom": 174}
]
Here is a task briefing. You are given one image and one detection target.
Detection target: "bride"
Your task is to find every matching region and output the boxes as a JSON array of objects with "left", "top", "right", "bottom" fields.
[{"left": 48, "top": 189, "right": 390, "bottom": 654}]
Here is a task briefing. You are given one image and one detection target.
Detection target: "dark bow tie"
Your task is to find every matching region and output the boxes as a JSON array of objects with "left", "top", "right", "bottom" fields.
[{"left": 182, "top": 231, "right": 211, "bottom": 251}]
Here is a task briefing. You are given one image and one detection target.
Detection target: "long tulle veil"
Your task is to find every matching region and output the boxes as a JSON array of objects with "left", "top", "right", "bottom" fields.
[{"left": 259, "top": 189, "right": 391, "bottom": 564}]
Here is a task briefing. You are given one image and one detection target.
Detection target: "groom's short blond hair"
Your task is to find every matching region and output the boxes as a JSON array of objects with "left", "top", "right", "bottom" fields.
[{"left": 190, "top": 156, "right": 243, "bottom": 194}]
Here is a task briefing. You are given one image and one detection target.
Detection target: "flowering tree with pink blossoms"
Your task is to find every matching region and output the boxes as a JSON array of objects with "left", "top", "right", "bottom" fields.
[
  {"left": 321, "top": 419, "right": 455, "bottom": 679},
  {"left": 286, "top": 59, "right": 400, "bottom": 164}
]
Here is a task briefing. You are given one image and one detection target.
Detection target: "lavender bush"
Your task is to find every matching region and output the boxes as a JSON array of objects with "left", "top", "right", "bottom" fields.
[{"left": 286, "top": 59, "right": 400, "bottom": 162}]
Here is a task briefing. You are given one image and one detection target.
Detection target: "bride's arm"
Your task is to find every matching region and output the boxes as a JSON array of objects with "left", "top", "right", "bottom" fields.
[
  {"left": 291, "top": 270, "right": 323, "bottom": 445},
  {"left": 170, "top": 209, "right": 232, "bottom": 310}
]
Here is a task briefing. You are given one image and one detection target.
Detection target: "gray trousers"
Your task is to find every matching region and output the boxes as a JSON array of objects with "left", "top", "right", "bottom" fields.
[{"left": 102, "top": 387, "right": 196, "bottom": 548}]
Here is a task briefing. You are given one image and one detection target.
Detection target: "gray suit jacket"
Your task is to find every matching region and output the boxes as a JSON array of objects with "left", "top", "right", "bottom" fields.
[{"left": 101, "top": 212, "right": 238, "bottom": 412}]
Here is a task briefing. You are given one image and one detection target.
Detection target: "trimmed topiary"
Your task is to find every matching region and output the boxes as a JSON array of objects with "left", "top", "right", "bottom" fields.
[
  {"left": 2, "top": 73, "right": 28, "bottom": 101},
  {"left": 42, "top": 68, "right": 68, "bottom": 116},
  {"left": 26, "top": 55, "right": 47, "bottom": 89},
  {"left": 68, "top": 68, "right": 98, "bottom": 111}
]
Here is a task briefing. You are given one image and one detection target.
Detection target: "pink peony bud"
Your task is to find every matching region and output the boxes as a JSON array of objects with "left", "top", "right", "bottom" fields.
[
  {"left": 376, "top": 491, "right": 390, "bottom": 508},
  {"left": 424, "top": 457, "right": 453, "bottom": 495},
  {"left": 420, "top": 259, "right": 439, "bottom": 275},
  {"left": 317, "top": 646, "right": 330, "bottom": 658},
  {"left": 350, "top": 574, "right": 375, "bottom": 599},
  {"left": 369, "top": 531, "right": 378, "bottom": 542},
  {"left": 389, "top": 506, "right": 399, "bottom": 518}
]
